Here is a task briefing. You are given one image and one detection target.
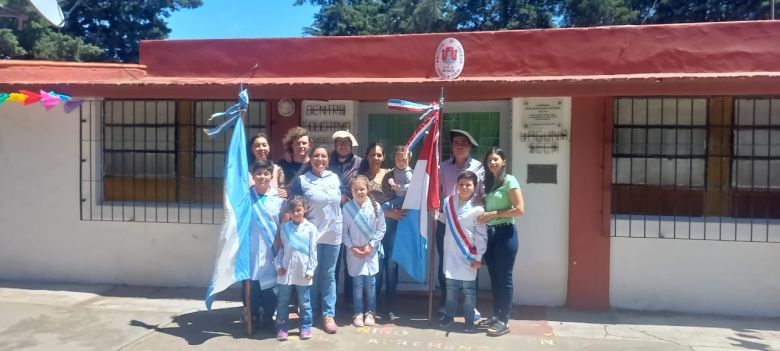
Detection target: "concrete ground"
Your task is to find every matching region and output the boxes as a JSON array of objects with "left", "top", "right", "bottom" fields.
[{"left": 0, "top": 280, "right": 778, "bottom": 351}]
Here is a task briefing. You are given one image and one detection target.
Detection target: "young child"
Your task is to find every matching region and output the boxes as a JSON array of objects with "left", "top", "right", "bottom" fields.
[
  {"left": 384, "top": 146, "right": 413, "bottom": 209},
  {"left": 342, "top": 175, "right": 386, "bottom": 327},
  {"left": 274, "top": 196, "right": 318, "bottom": 341},
  {"left": 244, "top": 160, "right": 285, "bottom": 331},
  {"left": 440, "top": 171, "right": 487, "bottom": 332}
]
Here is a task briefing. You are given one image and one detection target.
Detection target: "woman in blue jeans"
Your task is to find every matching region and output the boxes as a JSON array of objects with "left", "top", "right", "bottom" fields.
[
  {"left": 290, "top": 146, "right": 343, "bottom": 334},
  {"left": 476, "top": 147, "right": 525, "bottom": 337}
]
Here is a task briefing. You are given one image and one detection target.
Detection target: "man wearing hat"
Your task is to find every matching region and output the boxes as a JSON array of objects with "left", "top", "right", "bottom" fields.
[
  {"left": 328, "top": 130, "right": 362, "bottom": 305},
  {"left": 437, "top": 129, "right": 485, "bottom": 317}
]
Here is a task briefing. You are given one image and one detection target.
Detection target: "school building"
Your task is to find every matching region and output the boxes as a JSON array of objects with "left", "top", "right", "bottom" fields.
[{"left": 0, "top": 20, "right": 778, "bottom": 317}]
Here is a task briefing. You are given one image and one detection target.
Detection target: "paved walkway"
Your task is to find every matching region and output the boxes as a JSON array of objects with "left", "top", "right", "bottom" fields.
[{"left": 0, "top": 280, "right": 778, "bottom": 351}]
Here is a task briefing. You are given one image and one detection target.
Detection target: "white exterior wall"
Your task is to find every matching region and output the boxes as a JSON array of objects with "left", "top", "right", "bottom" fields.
[
  {"left": 510, "top": 97, "right": 571, "bottom": 306},
  {"left": 0, "top": 103, "right": 219, "bottom": 287},
  {"left": 611, "top": 237, "right": 780, "bottom": 317}
]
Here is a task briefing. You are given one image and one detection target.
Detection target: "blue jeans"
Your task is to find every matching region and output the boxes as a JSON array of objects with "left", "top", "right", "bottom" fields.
[
  {"left": 352, "top": 274, "right": 377, "bottom": 315},
  {"left": 444, "top": 278, "right": 477, "bottom": 325},
  {"left": 484, "top": 223, "right": 518, "bottom": 323},
  {"left": 312, "top": 243, "right": 339, "bottom": 318},
  {"left": 377, "top": 217, "right": 399, "bottom": 313},
  {"left": 276, "top": 284, "right": 312, "bottom": 331},
  {"left": 240, "top": 280, "right": 277, "bottom": 321}
]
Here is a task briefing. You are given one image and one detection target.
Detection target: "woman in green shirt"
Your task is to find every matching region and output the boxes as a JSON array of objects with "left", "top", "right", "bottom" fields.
[{"left": 476, "top": 147, "right": 525, "bottom": 337}]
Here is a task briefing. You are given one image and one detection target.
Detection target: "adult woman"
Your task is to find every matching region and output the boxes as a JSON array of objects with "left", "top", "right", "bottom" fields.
[
  {"left": 278, "top": 127, "right": 311, "bottom": 188},
  {"left": 289, "top": 145, "right": 342, "bottom": 334},
  {"left": 476, "top": 147, "right": 525, "bottom": 337},
  {"left": 248, "top": 133, "right": 286, "bottom": 196}
]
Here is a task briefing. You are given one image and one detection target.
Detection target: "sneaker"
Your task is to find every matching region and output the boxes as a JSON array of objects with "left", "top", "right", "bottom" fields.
[
  {"left": 353, "top": 313, "right": 365, "bottom": 327},
  {"left": 300, "top": 329, "right": 312, "bottom": 340},
  {"left": 477, "top": 316, "right": 498, "bottom": 330},
  {"left": 323, "top": 316, "right": 338, "bottom": 334},
  {"left": 364, "top": 312, "right": 375, "bottom": 326},
  {"left": 463, "top": 323, "right": 476, "bottom": 333},
  {"left": 438, "top": 316, "right": 454, "bottom": 328},
  {"left": 387, "top": 312, "right": 399, "bottom": 321},
  {"left": 276, "top": 330, "right": 288, "bottom": 341},
  {"left": 487, "top": 320, "right": 510, "bottom": 337}
]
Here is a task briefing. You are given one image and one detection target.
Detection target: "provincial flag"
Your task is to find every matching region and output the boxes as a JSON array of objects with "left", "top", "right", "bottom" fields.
[{"left": 392, "top": 104, "right": 441, "bottom": 283}]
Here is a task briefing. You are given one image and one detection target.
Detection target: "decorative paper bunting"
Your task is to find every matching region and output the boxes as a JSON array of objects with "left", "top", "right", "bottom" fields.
[
  {"left": 0, "top": 89, "right": 78, "bottom": 112},
  {"left": 19, "top": 90, "right": 41, "bottom": 105},
  {"left": 63, "top": 100, "right": 83, "bottom": 113},
  {"left": 40, "top": 90, "right": 60, "bottom": 110},
  {"left": 6, "top": 93, "right": 27, "bottom": 103}
]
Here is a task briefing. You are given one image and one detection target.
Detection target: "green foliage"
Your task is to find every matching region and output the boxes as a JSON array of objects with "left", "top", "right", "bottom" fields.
[
  {"left": 0, "top": 0, "right": 202, "bottom": 62},
  {"left": 60, "top": 0, "right": 203, "bottom": 62},
  {"left": 296, "top": 0, "right": 778, "bottom": 34},
  {"left": 0, "top": 28, "right": 27, "bottom": 58}
]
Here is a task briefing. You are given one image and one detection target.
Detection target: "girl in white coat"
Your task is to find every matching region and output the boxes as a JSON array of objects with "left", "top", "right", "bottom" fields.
[
  {"left": 342, "top": 175, "right": 386, "bottom": 327},
  {"left": 440, "top": 171, "right": 487, "bottom": 332},
  {"left": 274, "top": 196, "right": 318, "bottom": 341}
]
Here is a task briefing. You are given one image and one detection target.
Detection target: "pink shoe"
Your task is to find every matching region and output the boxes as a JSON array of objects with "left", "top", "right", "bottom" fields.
[
  {"left": 323, "top": 316, "right": 338, "bottom": 334},
  {"left": 276, "top": 330, "right": 288, "bottom": 341},
  {"left": 300, "top": 329, "right": 312, "bottom": 340}
]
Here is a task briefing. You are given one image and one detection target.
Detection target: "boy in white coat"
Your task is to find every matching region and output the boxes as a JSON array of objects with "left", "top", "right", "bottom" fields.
[{"left": 440, "top": 171, "right": 487, "bottom": 332}]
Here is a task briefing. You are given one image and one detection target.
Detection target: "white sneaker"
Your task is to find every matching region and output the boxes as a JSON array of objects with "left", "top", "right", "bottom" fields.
[
  {"left": 364, "top": 312, "right": 375, "bottom": 326},
  {"left": 353, "top": 313, "right": 364, "bottom": 327}
]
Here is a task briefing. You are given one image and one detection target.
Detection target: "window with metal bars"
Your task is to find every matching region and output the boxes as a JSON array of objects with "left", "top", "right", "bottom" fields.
[
  {"left": 611, "top": 97, "right": 779, "bottom": 242},
  {"left": 80, "top": 99, "right": 267, "bottom": 223}
]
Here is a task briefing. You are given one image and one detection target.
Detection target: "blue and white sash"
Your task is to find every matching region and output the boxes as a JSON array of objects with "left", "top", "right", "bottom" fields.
[
  {"left": 343, "top": 200, "right": 384, "bottom": 258},
  {"left": 250, "top": 189, "right": 277, "bottom": 249},
  {"left": 281, "top": 221, "right": 310, "bottom": 256},
  {"left": 443, "top": 196, "right": 477, "bottom": 262}
]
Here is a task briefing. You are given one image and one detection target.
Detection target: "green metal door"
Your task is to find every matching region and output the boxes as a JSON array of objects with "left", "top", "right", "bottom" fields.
[{"left": 367, "top": 112, "right": 501, "bottom": 165}]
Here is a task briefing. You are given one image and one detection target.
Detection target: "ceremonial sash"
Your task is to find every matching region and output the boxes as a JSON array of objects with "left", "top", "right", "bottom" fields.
[
  {"left": 343, "top": 200, "right": 384, "bottom": 258},
  {"left": 281, "top": 221, "right": 310, "bottom": 255},
  {"left": 250, "top": 189, "right": 277, "bottom": 249},
  {"left": 443, "top": 196, "right": 477, "bottom": 261}
]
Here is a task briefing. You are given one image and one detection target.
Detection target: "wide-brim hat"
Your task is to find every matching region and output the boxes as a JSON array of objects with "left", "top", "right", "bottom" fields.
[
  {"left": 331, "top": 130, "right": 358, "bottom": 147},
  {"left": 449, "top": 129, "right": 479, "bottom": 147}
]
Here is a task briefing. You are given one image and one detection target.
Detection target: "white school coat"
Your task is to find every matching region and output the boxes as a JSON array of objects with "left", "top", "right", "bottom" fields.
[
  {"left": 342, "top": 199, "right": 386, "bottom": 277},
  {"left": 443, "top": 196, "right": 488, "bottom": 281},
  {"left": 274, "top": 219, "right": 318, "bottom": 286},
  {"left": 249, "top": 187, "right": 284, "bottom": 288}
]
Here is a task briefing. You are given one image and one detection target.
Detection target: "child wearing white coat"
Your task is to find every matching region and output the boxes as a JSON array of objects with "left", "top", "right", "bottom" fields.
[
  {"left": 440, "top": 171, "right": 487, "bottom": 332},
  {"left": 342, "top": 175, "right": 386, "bottom": 327},
  {"left": 274, "top": 196, "right": 318, "bottom": 341}
]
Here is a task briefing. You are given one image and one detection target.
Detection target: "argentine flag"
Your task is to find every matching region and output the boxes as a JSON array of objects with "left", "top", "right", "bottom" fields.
[
  {"left": 392, "top": 103, "right": 441, "bottom": 283},
  {"left": 205, "top": 110, "right": 252, "bottom": 310}
]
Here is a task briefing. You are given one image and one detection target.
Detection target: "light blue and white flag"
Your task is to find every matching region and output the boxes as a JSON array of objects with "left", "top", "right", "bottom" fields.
[{"left": 204, "top": 90, "right": 253, "bottom": 310}]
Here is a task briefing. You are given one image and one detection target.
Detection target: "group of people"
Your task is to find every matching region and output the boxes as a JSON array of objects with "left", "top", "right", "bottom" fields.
[{"left": 239, "top": 126, "right": 524, "bottom": 341}]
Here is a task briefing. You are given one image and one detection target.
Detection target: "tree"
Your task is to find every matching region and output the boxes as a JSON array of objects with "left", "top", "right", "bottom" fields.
[
  {"left": 559, "top": 0, "right": 639, "bottom": 27},
  {"left": 0, "top": 0, "right": 101, "bottom": 60},
  {"left": 0, "top": 0, "right": 202, "bottom": 62},
  {"left": 61, "top": 0, "right": 203, "bottom": 62}
]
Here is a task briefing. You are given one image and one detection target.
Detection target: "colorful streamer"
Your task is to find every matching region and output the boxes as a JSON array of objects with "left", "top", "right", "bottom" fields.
[{"left": 0, "top": 89, "right": 77, "bottom": 113}]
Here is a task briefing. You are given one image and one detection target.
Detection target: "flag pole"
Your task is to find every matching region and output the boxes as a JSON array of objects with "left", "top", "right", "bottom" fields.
[
  {"left": 239, "top": 84, "right": 254, "bottom": 337},
  {"left": 427, "top": 87, "right": 445, "bottom": 325}
]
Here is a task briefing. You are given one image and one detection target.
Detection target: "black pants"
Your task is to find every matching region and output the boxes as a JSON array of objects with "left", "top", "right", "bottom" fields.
[
  {"left": 484, "top": 223, "right": 518, "bottom": 323},
  {"left": 240, "top": 280, "right": 277, "bottom": 321}
]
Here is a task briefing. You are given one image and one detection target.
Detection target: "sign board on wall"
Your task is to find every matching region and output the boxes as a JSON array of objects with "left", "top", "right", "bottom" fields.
[
  {"left": 520, "top": 97, "right": 568, "bottom": 154},
  {"left": 301, "top": 100, "right": 357, "bottom": 146},
  {"left": 435, "top": 38, "right": 465, "bottom": 80}
]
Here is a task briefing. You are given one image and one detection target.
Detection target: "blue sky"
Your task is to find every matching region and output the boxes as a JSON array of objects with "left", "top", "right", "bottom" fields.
[{"left": 167, "top": 1, "right": 320, "bottom": 39}]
